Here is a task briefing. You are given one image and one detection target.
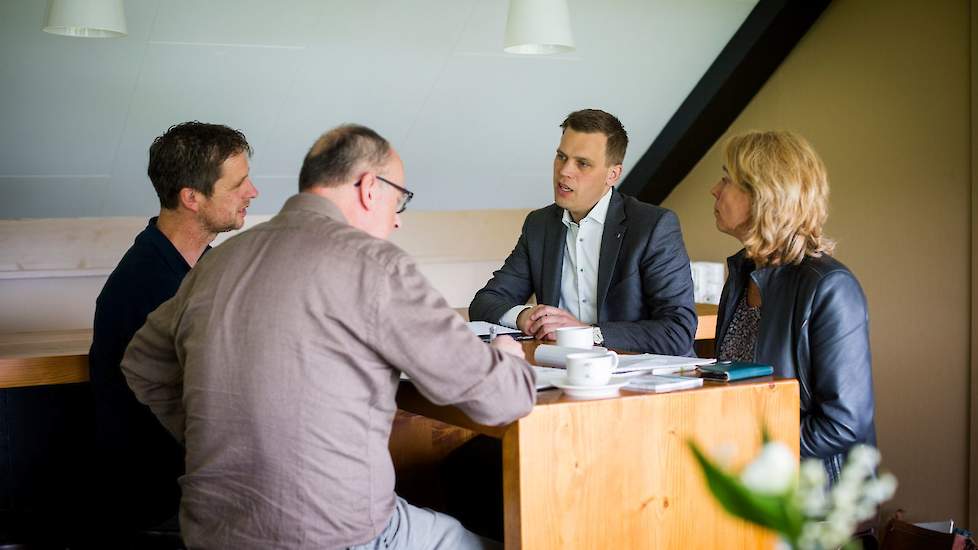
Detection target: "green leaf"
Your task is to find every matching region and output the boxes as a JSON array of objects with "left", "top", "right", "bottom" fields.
[{"left": 688, "top": 440, "right": 804, "bottom": 543}]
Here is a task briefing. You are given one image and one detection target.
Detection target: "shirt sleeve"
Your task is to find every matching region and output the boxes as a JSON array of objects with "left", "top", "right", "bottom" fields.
[
  {"left": 498, "top": 305, "right": 532, "bottom": 329},
  {"left": 469, "top": 216, "right": 536, "bottom": 324},
  {"left": 374, "top": 251, "right": 537, "bottom": 427},
  {"left": 120, "top": 288, "right": 187, "bottom": 443}
]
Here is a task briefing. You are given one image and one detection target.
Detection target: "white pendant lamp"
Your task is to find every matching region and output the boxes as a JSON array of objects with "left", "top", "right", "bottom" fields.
[
  {"left": 504, "top": 0, "right": 574, "bottom": 55},
  {"left": 43, "top": 0, "right": 128, "bottom": 38}
]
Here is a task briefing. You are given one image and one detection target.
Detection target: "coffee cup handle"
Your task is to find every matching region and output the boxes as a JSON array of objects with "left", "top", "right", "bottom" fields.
[{"left": 608, "top": 351, "right": 619, "bottom": 369}]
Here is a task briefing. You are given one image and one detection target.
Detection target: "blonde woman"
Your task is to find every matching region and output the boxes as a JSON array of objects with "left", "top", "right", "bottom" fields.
[{"left": 710, "top": 131, "right": 875, "bottom": 483}]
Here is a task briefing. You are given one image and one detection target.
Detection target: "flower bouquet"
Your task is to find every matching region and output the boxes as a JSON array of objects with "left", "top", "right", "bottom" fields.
[{"left": 688, "top": 433, "right": 896, "bottom": 549}]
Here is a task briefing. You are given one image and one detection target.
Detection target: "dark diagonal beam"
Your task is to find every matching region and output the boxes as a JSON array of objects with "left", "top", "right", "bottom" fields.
[{"left": 618, "top": 0, "right": 831, "bottom": 204}]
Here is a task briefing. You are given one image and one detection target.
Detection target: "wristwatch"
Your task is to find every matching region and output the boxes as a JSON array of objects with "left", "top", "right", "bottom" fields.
[{"left": 592, "top": 326, "right": 604, "bottom": 346}]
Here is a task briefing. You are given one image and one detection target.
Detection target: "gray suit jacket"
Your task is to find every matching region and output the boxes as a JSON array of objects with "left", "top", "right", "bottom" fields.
[{"left": 470, "top": 189, "right": 697, "bottom": 354}]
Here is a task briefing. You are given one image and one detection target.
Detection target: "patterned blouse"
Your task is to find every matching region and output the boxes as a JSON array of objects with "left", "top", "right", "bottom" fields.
[{"left": 717, "top": 293, "right": 761, "bottom": 362}]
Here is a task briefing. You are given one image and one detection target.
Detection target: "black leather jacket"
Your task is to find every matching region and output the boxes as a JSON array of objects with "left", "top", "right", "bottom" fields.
[{"left": 717, "top": 250, "right": 877, "bottom": 483}]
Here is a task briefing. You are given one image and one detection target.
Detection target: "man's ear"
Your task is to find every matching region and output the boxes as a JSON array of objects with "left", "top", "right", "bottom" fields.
[
  {"left": 606, "top": 164, "right": 623, "bottom": 186},
  {"left": 179, "top": 187, "right": 202, "bottom": 213},
  {"left": 356, "top": 173, "right": 378, "bottom": 211}
]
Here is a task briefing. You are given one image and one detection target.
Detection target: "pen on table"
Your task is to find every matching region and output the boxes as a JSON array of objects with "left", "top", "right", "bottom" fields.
[{"left": 488, "top": 326, "right": 497, "bottom": 343}]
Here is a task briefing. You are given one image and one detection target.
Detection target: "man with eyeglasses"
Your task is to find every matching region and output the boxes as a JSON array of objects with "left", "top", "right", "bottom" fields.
[{"left": 120, "top": 124, "right": 534, "bottom": 549}]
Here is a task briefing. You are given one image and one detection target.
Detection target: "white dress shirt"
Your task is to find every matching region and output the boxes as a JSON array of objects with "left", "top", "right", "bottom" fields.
[{"left": 499, "top": 189, "right": 613, "bottom": 328}]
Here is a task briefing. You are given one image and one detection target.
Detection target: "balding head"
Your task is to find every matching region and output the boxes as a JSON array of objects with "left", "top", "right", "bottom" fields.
[
  {"left": 299, "top": 124, "right": 407, "bottom": 240},
  {"left": 298, "top": 124, "right": 391, "bottom": 191}
]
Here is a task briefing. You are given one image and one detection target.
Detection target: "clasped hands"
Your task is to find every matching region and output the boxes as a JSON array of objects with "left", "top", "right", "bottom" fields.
[{"left": 516, "top": 304, "right": 587, "bottom": 342}]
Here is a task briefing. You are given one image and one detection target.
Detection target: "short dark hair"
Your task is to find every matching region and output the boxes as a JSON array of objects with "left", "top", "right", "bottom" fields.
[
  {"left": 560, "top": 109, "right": 628, "bottom": 166},
  {"left": 298, "top": 124, "right": 391, "bottom": 191},
  {"left": 147, "top": 122, "right": 252, "bottom": 210}
]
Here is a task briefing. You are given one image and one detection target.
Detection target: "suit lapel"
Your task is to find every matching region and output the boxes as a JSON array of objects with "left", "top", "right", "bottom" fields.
[
  {"left": 596, "top": 190, "right": 627, "bottom": 321},
  {"left": 540, "top": 207, "right": 566, "bottom": 306}
]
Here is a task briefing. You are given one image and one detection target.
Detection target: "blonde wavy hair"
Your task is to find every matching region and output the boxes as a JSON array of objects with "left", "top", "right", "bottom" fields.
[{"left": 723, "top": 130, "right": 835, "bottom": 267}]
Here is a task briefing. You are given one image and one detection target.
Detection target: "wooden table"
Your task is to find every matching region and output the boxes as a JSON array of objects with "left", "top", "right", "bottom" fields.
[
  {"left": 391, "top": 340, "right": 799, "bottom": 548},
  {"left": 0, "top": 329, "right": 90, "bottom": 388},
  {"left": 0, "top": 306, "right": 791, "bottom": 548},
  {"left": 694, "top": 302, "right": 718, "bottom": 341},
  {"left": 0, "top": 304, "right": 719, "bottom": 389}
]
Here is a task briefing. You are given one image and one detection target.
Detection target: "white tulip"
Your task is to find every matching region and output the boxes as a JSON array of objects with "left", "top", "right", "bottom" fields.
[
  {"left": 798, "top": 458, "right": 828, "bottom": 489},
  {"left": 740, "top": 442, "right": 797, "bottom": 495},
  {"left": 863, "top": 473, "right": 898, "bottom": 503},
  {"left": 846, "top": 445, "right": 881, "bottom": 475},
  {"left": 831, "top": 477, "right": 860, "bottom": 509}
]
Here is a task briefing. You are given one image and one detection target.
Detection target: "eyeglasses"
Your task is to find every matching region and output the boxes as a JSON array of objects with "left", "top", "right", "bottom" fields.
[{"left": 355, "top": 175, "right": 414, "bottom": 214}]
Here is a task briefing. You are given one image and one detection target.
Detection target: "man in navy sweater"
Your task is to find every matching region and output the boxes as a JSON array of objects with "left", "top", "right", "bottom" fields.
[{"left": 87, "top": 121, "right": 258, "bottom": 541}]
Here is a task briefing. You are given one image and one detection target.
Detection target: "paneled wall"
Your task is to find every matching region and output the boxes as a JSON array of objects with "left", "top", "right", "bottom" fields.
[{"left": 0, "top": 209, "right": 530, "bottom": 332}]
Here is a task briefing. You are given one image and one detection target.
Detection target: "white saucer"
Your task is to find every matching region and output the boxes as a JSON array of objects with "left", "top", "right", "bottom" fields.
[{"left": 552, "top": 376, "right": 630, "bottom": 399}]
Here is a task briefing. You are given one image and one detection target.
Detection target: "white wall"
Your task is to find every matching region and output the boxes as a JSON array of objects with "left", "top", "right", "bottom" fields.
[
  {"left": 0, "top": 0, "right": 759, "bottom": 332},
  {"left": 0, "top": 0, "right": 756, "bottom": 218}
]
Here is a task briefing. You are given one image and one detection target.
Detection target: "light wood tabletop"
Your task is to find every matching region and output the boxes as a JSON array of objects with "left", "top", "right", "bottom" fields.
[
  {"left": 0, "top": 304, "right": 719, "bottom": 390},
  {"left": 0, "top": 329, "right": 91, "bottom": 388}
]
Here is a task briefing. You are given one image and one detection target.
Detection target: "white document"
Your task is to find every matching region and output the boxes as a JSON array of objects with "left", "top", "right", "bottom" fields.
[
  {"left": 533, "top": 344, "right": 715, "bottom": 374},
  {"left": 532, "top": 344, "right": 610, "bottom": 367},
  {"left": 532, "top": 366, "right": 566, "bottom": 390},
  {"left": 625, "top": 374, "right": 704, "bottom": 393},
  {"left": 467, "top": 321, "right": 522, "bottom": 338},
  {"left": 532, "top": 366, "right": 642, "bottom": 391},
  {"left": 616, "top": 354, "right": 715, "bottom": 374}
]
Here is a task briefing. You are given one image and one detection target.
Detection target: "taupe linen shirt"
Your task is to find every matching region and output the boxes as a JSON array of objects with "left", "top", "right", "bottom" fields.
[{"left": 122, "top": 193, "right": 537, "bottom": 549}]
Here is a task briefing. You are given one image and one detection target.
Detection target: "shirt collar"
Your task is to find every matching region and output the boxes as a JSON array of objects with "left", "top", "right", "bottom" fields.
[
  {"left": 138, "top": 216, "right": 197, "bottom": 276},
  {"left": 281, "top": 192, "right": 349, "bottom": 224},
  {"left": 561, "top": 187, "right": 614, "bottom": 227}
]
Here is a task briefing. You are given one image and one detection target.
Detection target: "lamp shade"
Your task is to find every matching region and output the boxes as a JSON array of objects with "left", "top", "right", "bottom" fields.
[
  {"left": 43, "top": 0, "right": 127, "bottom": 38},
  {"left": 504, "top": 0, "right": 574, "bottom": 55}
]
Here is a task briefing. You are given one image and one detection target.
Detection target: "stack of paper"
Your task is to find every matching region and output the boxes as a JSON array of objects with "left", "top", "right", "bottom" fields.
[
  {"left": 616, "top": 354, "right": 715, "bottom": 374},
  {"left": 531, "top": 366, "right": 640, "bottom": 391},
  {"left": 532, "top": 366, "right": 566, "bottom": 390},
  {"left": 532, "top": 345, "right": 610, "bottom": 367},
  {"left": 625, "top": 374, "right": 704, "bottom": 393}
]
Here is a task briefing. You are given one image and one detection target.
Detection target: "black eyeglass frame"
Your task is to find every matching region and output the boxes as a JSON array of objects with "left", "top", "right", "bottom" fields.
[{"left": 354, "top": 174, "right": 414, "bottom": 214}]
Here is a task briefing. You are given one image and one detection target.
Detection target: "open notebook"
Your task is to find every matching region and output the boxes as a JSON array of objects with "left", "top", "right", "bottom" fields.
[{"left": 466, "top": 321, "right": 523, "bottom": 341}]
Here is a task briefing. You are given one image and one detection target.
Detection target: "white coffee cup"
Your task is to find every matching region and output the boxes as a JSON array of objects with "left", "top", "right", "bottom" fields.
[
  {"left": 565, "top": 351, "right": 619, "bottom": 386},
  {"left": 555, "top": 326, "right": 593, "bottom": 349}
]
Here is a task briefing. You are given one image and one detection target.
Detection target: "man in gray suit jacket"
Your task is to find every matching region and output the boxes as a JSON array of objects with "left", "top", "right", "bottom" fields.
[{"left": 470, "top": 109, "right": 697, "bottom": 354}]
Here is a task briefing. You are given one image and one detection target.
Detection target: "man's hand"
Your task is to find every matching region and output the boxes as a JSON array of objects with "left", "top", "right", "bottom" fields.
[
  {"left": 490, "top": 335, "right": 525, "bottom": 359},
  {"left": 520, "top": 305, "right": 587, "bottom": 342}
]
